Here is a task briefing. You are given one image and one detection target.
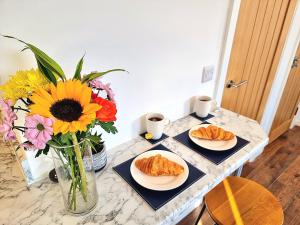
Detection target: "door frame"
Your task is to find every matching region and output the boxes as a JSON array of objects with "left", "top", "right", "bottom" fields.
[{"left": 214, "top": 0, "right": 300, "bottom": 135}]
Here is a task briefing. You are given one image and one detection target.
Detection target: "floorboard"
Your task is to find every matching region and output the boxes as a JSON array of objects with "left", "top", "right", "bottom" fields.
[{"left": 177, "top": 126, "right": 300, "bottom": 225}]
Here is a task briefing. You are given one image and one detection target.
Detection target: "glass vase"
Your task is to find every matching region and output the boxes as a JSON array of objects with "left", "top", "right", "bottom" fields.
[{"left": 51, "top": 139, "right": 98, "bottom": 214}]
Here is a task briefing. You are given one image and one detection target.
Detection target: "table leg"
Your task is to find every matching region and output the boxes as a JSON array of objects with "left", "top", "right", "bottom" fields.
[
  {"left": 194, "top": 203, "right": 206, "bottom": 225},
  {"left": 235, "top": 165, "right": 243, "bottom": 176}
]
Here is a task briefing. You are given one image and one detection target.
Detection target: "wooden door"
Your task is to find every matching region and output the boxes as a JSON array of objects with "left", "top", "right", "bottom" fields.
[
  {"left": 269, "top": 43, "right": 300, "bottom": 142},
  {"left": 221, "top": 0, "right": 297, "bottom": 121}
]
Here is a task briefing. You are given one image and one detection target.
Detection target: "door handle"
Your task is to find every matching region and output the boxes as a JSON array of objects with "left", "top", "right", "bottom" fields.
[
  {"left": 226, "top": 80, "right": 248, "bottom": 88},
  {"left": 292, "top": 57, "right": 299, "bottom": 68}
]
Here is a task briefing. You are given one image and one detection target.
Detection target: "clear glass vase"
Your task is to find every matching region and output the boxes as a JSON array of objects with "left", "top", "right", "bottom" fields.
[{"left": 51, "top": 139, "right": 98, "bottom": 214}]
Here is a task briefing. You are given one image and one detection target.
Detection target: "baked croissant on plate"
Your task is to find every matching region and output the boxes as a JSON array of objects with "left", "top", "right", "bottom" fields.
[
  {"left": 135, "top": 154, "right": 184, "bottom": 176},
  {"left": 191, "top": 125, "right": 235, "bottom": 141}
]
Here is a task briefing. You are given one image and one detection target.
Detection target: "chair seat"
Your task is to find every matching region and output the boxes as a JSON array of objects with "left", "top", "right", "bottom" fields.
[{"left": 205, "top": 176, "right": 284, "bottom": 225}]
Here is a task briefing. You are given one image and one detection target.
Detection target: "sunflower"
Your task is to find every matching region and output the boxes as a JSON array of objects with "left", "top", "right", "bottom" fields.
[{"left": 29, "top": 80, "right": 101, "bottom": 134}]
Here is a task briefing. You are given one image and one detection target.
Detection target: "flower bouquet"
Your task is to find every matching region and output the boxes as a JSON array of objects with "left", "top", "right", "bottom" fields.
[{"left": 0, "top": 35, "right": 124, "bottom": 214}]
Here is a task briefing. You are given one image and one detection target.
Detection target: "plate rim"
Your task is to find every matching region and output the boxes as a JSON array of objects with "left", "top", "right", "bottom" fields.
[
  {"left": 130, "top": 150, "right": 189, "bottom": 191},
  {"left": 188, "top": 124, "right": 237, "bottom": 151}
]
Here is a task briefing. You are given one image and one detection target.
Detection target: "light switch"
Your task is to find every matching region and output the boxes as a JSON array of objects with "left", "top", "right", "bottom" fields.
[{"left": 202, "top": 65, "right": 214, "bottom": 83}]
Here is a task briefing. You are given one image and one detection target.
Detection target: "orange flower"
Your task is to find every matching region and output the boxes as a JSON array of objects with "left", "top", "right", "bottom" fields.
[{"left": 92, "top": 94, "right": 117, "bottom": 122}]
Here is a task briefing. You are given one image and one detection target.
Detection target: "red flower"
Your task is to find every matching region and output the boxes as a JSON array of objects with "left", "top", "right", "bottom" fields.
[{"left": 92, "top": 93, "right": 117, "bottom": 122}]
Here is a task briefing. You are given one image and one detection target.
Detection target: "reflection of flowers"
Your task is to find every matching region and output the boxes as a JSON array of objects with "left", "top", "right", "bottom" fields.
[
  {"left": 89, "top": 79, "right": 115, "bottom": 103},
  {"left": 20, "top": 142, "right": 36, "bottom": 150},
  {"left": 0, "top": 99, "right": 17, "bottom": 141},
  {"left": 24, "top": 115, "right": 54, "bottom": 149},
  {"left": 92, "top": 93, "right": 117, "bottom": 122}
]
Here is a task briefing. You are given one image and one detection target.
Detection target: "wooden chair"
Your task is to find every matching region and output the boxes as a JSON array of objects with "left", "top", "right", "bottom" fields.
[{"left": 195, "top": 176, "right": 284, "bottom": 225}]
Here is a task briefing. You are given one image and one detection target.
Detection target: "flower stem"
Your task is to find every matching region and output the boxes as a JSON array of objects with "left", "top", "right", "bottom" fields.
[
  {"left": 13, "top": 125, "right": 26, "bottom": 129},
  {"left": 12, "top": 106, "right": 30, "bottom": 112},
  {"left": 14, "top": 127, "right": 25, "bottom": 132},
  {"left": 72, "top": 179, "right": 77, "bottom": 210},
  {"left": 54, "top": 149, "right": 70, "bottom": 178},
  {"left": 67, "top": 149, "right": 77, "bottom": 210},
  {"left": 68, "top": 180, "right": 73, "bottom": 203},
  {"left": 71, "top": 133, "right": 87, "bottom": 202},
  {"left": 13, "top": 126, "right": 26, "bottom": 133},
  {"left": 21, "top": 98, "right": 29, "bottom": 106}
]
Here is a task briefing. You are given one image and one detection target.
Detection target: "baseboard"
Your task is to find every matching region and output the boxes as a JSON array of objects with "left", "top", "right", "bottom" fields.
[{"left": 290, "top": 118, "right": 300, "bottom": 128}]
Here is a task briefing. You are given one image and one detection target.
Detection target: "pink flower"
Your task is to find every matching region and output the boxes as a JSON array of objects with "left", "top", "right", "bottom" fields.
[
  {"left": 24, "top": 115, "right": 53, "bottom": 149},
  {"left": 20, "top": 142, "right": 36, "bottom": 150},
  {"left": 0, "top": 99, "right": 17, "bottom": 141},
  {"left": 89, "top": 79, "right": 116, "bottom": 103}
]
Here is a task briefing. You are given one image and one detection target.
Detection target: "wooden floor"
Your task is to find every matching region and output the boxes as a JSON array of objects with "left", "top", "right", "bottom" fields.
[{"left": 178, "top": 126, "right": 300, "bottom": 225}]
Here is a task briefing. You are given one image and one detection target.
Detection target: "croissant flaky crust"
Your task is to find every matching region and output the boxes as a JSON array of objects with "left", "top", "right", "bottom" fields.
[
  {"left": 135, "top": 154, "right": 184, "bottom": 176},
  {"left": 191, "top": 125, "right": 235, "bottom": 141}
]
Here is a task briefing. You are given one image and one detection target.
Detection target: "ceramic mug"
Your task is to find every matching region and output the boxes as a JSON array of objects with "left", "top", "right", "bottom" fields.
[
  {"left": 146, "top": 113, "right": 170, "bottom": 140},
  {"left": 194, "top": 96, "right": 217, "bottom": 117}
]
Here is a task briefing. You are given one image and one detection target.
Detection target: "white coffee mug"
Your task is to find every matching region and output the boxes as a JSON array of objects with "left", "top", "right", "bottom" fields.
[
  {"left": 194, "top": 96, "right": 216, "bottom": 117},
  {"left": 146, "top": 113, "right": 170, "bottom": 140}
]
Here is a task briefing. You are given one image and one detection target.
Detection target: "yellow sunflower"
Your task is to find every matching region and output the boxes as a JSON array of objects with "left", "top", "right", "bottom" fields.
[{"left": 29, "top": 80, "right": 101, "bottom": 134}]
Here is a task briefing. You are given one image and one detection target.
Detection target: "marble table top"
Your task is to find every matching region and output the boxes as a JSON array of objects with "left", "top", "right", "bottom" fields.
[{"left": 0, "top": 109, "right": 268, "bottom": 225}]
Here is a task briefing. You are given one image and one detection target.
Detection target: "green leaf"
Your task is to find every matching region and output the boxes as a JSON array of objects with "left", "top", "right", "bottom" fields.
[
  {"left": 86, "top": 134, "right": 101, "bottom": 144},
  {"left": 42, "top": 145, "right": 50, "bottom": 155},
  {"left": 20, "top": 46, "right": 29, "bottom": 52},
  {"left": 61, "top": 133, "right": 72, "bottom": 145},
  {"left": 99, "top": 122, "right": 118, "bottom": 134},
  {"left": 35, "top": 149, "right": 43, "bottom": 158},
  {"left": 3, "top": 35, "right": 66, "bottom": 82},
  {"left": 34, "top": 145, "right": 50, "bottom": 158},
  {"left": 29, "top": 46, "right": 65, "bottom": 81},
  {"left": 37, "top": 60, "right": 57, "bottom": 85},
  {"left": 81, "top": 69, "right": 127, "bottom": 83},
  {"left": 86, "top": 139, "right": 96, "bottom": 152},
  {"left": 73, "top": 55, "right": 84, "bottom": 80},
  {"left": 47, "top": 140, "right": 60, "bottom": 147},
  {"left": 2, "top": 35, "right": 26, "bottom": 44}
]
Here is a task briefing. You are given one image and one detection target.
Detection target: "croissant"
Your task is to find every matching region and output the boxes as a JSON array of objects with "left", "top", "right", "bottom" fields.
[
  {"left": 135, "top": 154, "right": 184, "bottom": 176},
  {"left": 191, "top": 125, "right": 235, "bottom": 141}
]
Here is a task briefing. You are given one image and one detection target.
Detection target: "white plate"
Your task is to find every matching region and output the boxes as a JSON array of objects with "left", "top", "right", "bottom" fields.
[
  {"left": 130, "top": 150, "right": 189, "bottom": 191},
  {"left": 188, "top": 124, "right": 237, "bottom": 151}
]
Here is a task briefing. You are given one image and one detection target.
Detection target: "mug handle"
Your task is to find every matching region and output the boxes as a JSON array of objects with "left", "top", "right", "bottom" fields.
[
  {"left": 210, "top": 100, "right": 218, "bottom": 112},
  {"left": 164, "top": 118, "right": 170, "bottom": 125}
]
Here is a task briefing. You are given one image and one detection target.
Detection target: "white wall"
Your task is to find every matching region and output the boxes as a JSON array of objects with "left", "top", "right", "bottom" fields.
[
  {"left": 0, "top": 0, "right": 230, "bottom": 180},
  {"left": 214, "top": 0, "right": 240, "bottom": 104}
]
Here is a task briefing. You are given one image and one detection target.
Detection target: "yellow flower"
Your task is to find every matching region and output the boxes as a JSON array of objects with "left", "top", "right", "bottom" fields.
[
  {"left": 29, "top": 80, "right": 101, "bottom": 134},
  {"left": 145, "top": 133, "right": 153, "bottom": 139},
  {"left": 0, "top": 69, "right": 50, "bottom": 103}
]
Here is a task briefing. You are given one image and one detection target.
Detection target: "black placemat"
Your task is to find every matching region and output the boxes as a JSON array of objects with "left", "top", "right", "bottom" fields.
[
  {"left": 140, "top": 132, "right": 169, "bottom": 144},
  {"left": 113, "top": 144, "right": 205, "bottom": 210},
  {"left": 173, "top": 125, "right": 250, "bottom": 165},
  {"left": 190, "top": 112, "right": 214, "bottom": 121}
]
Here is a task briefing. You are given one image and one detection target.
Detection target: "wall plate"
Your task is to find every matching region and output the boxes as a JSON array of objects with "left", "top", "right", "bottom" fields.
[{"left": 202, "top": 65, "right": 214, "bottom": 83}]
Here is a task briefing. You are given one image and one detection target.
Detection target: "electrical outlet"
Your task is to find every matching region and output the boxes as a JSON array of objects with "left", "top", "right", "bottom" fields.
[{"left": 202, "top": 65, "right": 214, "bottom": 83}]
